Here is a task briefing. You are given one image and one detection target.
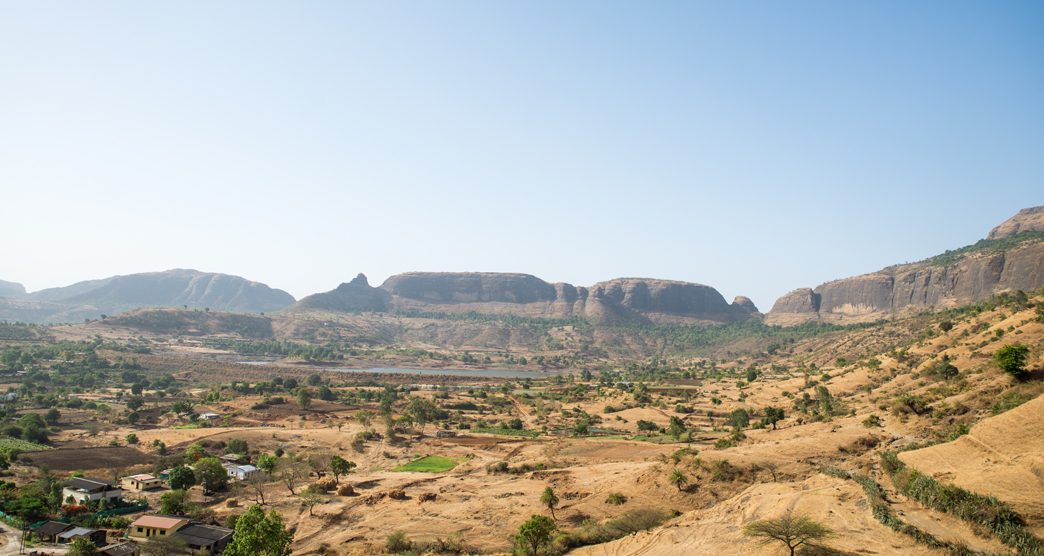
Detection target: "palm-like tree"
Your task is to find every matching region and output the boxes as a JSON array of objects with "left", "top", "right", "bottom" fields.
[
  {"left": 669, "top": 468, "right": 687, "bottom": 491},
  {"left": 540, "top": 486, "right": 560, "bottom": 520}
]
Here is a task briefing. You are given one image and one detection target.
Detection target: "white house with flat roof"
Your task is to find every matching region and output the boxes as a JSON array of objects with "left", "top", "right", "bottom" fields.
[
  {"left": 222, "top": 463, "right": 258, "bottom": 481},
  {"left": 62, "top": 477, "right": 122, "bottom": 504}
]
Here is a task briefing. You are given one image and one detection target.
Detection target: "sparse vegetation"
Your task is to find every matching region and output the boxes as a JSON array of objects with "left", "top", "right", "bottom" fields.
[{"left": 743, "top": 510, "right": 833, "bottom": 556}]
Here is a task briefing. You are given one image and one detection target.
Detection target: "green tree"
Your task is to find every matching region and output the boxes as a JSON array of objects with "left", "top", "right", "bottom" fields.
[
  {"left": 44, "top": 408, "right": 61, "bottom": 424},
  {"left": 296, "top": 389, "right": 312, "bottom": 410},
  {"left": 932, "top": 355, "right": 959, "bottom": 380},
  {"left": 20, "top": 414, "right": 49, "bottom": 443},
  {"left": 125, "top": 433, "right": 139, "bottom": 445},
  {"left": 194, "top": 457, "right": 229, "bottom": 493},
  {"left": 727, "top": 408, "right": 751, "bottom": 430},
  {"left": 140, "top": 536, "right": 188, "bottom": 556},
  {"left": 159, "top": 489, "right": 190, "bottom": 515},
  {"left": 68, "top": 537, "right": 98, "bottom": 556},
  {"left": 329, "top": 456, "right": 356, "bottom": 485},
  {"left": 667, "top": 416, "right": 687, "bottom": 439},
  {"left": 761, "top": 407, "right": 785, "bottom": 430},
  {"left": 256, "top": 453, "right": 277, "bottom": 475},
  {"left": 223, "top": 505, "right": 293, "bottom": 556},
  {"left": 168, "top": 466, "right": 196, "bottom": 490},
  {"left": 185, "top": 442, "right": 206, "bottom": 462},
  {"left": 539, "top": 486, "right": 559, "bottom": 520},
  {"left": 355, "top": 410, "right": 374, "bottom": 428},
  {"left": 994, "top": 344, "right": 1030, "bottom": 379},
  {"left": 404, "top": 396, "right": 441, "bottom": 429},
  {"left": 743, "top": 510, "right": 833, "bottom": 556},
  {"left": 226, "top": 438, "right": 248, "bottom": 455},
  {"left": 514, "top": 515, "right": 556, "bottom": 556},
  {"left": 299, "top": 490, "right": 323, "bottom": 516}
]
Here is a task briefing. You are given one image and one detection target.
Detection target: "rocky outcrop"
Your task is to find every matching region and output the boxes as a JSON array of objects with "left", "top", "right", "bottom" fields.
[
  {"left": 988, "top": 205, "right": 1044, "bottom": 239},
  {"left": 2, "top": 269, "right": 295, "bottom": 323},
  {"left": 586, "top": 278, "right": 753, "bottom": 323},
  {"left": 0, "top": 280, "right": 25, "bottom": 299},
  {"left": 291, "top": 272, "right": 757, "bottom": 325},
  {"left": 730, "top": 296, "right": 760, "bottom": 314},
  {"left": 381, "top": 272, "right": 557, "bottom": 304},
  {"left": 294, "top": 274, "right": 390, "bottom": 312},
  {"left": 765, "top": 288, "right": 820, "bottom": 325},
  {"left": 767, "top": 207, "right": 1044, "bottom": 325}
]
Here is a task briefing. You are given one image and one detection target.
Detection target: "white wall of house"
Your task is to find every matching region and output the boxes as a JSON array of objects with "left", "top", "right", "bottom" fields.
[{"left": 62, "top": 487, "right": 122, "bottom": 504}]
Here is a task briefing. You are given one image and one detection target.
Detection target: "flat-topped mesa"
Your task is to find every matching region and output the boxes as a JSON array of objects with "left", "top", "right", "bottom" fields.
[
  {"left": 587, "top": 277, "right": 754, "bottom": 322},
  {"left": 290, "top": 272, "right": 758, "bottom": 324},
  {"left": 380, "top": 272, "right": 557, "bottom": 304},
  {"left": 766, "top": 205, "right": 1044, "bottom": 325},
  {"left": 988, "top": 205, "right": 1044, "bottom": 239}
]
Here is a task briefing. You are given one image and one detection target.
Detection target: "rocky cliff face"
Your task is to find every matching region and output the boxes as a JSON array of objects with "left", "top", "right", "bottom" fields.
[
  {"left": 0, "top": 269, "right": 295, "bottom": 323},
  {"left": 382, "top": 272, "right": 558, "bottom": 304},
  {"left": 292, "top": 272, "right": 758, "bottom": 324},
  {"left": 988, "top": 206, "right": 1044, "bottom": 239},
  {"left": 767, "top": 207, "right": 1044, "bottom": 325}
]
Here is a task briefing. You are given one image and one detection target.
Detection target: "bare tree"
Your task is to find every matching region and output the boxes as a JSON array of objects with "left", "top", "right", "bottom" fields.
[
  {"left": 308, "top": 451, "right": 332, "bottom": 478},
  {"left": 277, "top": 454, "right": 308, "bottom": 496},
  {"left": 239, "top": 471, "right": 270, "bottom": 506}
]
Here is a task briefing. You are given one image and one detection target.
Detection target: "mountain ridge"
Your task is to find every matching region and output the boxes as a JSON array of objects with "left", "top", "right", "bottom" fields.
[
  {"left": 766, "top": 206, "right": 1044, "bottom": 325},
  {"left": 290, "top": 272, "right": 759, "bottom": 325},
  {"left": 0, "top": 269, "right": 295, "bottom": 323}
]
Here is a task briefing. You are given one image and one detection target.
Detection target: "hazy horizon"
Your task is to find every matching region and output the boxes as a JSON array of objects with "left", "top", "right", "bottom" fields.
[{"left": 3, "top": 2, "right": 1043, "bottom": 310}]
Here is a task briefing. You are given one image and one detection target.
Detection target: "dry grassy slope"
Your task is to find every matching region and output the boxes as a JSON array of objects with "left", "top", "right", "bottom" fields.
[
  {"left": 593, "top": 295, "right": 1043, "bottom": 556},
  {"left": 901, "top": 394, "right": 1044, "bottom": 535},
  {"left": 573, "top": 474, "right": 939, "bottom": 556}
]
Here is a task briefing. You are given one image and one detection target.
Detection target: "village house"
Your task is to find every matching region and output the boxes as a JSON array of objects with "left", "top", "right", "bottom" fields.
[
  {"left": 128, "top": 515, "right": 189, "bottom": 541},
  {"left": 128, "top": 515, "right": 231, "bottom": 555},
  {"left": 222, "top": 463, "right": 258, "bottom": 481},
  {"left": 57, "top": 526, "right": 107, "bottom": 547},
  {"left": 62, "top": 477, "right": 122, "bottom": 504},
  {"left": 172, "top": 523, "right": 233, "bottom": 555},
  {"left": 197, "top": 412, "right": 220, "bottom": 421},
  {"left": 121, "top": 473, "right": 164, "bottom": 492},
  {"left": 33, "top": 521, "right": 74, "bottom": 543}
]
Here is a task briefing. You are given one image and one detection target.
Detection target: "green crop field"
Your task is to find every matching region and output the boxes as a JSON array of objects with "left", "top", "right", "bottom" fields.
[
  {"left": 393, "top": 455, "right": 459, "bottom": 473},
  {"left": 0, "top": 437, "right": 51, "bottom": 456},
  {"left": 472, "top": 426, "right": 540, "bottom": 438}
]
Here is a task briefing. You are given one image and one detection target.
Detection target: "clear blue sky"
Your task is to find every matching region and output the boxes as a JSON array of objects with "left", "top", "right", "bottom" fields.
[{"left": 2, "top": 1, "right": 1042, "bottom": 310}]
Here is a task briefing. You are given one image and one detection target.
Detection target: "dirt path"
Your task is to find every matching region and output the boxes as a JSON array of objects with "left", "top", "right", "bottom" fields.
[
  {"left": 0, "top": 520, "right": 69, "bottom": 556},
  {"left": 0, "top": 521, "right": 17, "bottom": 556}
]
